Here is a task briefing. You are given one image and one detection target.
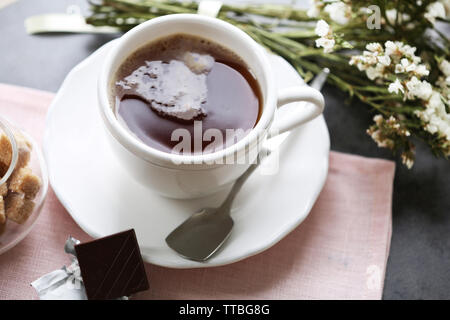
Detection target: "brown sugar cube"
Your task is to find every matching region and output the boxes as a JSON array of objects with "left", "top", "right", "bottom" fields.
[
  {"left": 5, "top": 193, "right": 24, "bottom": 219},
  {"left": 9, "top": 167, "right": 41, "bottom": 200},
  {"left": 18, "top": 199, "right": 35, "bottom": 224},
  {"left": 14, "top": 132, "right": 32, "bottom": 169},
  {"left": 0, "top": 133, "right": 31, "bottom": 176},
  {"left": 14, "top": 131, "right": 32, "bottom": 150},
  {"left": 0, "top": 196, "right": 5, "bottom": 225},
  {"left": 16, "top": 145, "right": 31, "bottom": 170},
  {"left": 0, "top": 134, "right": 12, "bottom": 176},
  {"left": 5, "top": 193, "right": 35, "bottom": 224},
  {"left": 0, "top": 183, "right": 7, "bottom": 197}
]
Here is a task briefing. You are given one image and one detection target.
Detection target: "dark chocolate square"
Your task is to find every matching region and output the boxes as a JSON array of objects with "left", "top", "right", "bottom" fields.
[{"left": 75, "top": 229, "right": 149, "bottom": 300}]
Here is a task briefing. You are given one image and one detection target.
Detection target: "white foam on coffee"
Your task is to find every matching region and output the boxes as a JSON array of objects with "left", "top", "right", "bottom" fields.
[{"left": 117, "top": 52, "right": 215, "bottom": 121}]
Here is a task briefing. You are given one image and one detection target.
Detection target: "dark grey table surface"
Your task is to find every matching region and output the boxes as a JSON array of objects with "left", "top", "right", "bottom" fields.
[{"left": 1, "top": 0, "right": 449, "bottom": 300}]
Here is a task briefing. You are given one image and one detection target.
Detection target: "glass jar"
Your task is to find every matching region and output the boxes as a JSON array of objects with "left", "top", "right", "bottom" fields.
[{"left": 0, "top": 116, "right": 48, "bottom": 254}]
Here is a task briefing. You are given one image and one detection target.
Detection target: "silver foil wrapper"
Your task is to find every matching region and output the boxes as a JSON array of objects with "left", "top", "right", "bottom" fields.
[
  {"left": 31, "top": 236, "right": 86, "bottom": 300},
  {"left": 31, "top": 236, "right": 128, "bottom": 300}
]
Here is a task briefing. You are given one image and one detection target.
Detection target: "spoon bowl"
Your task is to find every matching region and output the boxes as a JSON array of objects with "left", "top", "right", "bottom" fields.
[{"left": 166, "top": 208, "right": 234, "bottom": 261}]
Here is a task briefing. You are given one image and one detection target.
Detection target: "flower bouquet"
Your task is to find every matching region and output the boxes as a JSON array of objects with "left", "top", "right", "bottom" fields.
[{"left": 86, "top": 0, "right": 450, "bottom": 168}]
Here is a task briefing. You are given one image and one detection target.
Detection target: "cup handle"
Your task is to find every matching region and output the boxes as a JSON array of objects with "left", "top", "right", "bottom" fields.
[{"left": 268, "top": 86, "right": 325, "bottom": 138}]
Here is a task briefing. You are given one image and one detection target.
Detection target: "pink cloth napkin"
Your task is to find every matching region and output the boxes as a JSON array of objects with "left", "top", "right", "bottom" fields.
[{"left": 0, "top": 84, "right": 395, "bottom": 300}]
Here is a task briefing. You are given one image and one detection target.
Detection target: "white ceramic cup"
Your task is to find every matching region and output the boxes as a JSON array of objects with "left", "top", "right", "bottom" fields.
[{"left": 98, "top": 14, "right": 324, "bottom": 199}]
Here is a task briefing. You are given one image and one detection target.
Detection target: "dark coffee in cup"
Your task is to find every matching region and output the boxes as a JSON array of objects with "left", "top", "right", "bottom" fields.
[{"left": 112, "top": 34, "right": 262, "bottom": 155}]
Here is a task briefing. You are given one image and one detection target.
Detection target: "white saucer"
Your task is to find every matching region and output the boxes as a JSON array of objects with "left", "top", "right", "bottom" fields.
[{"left": 43, "top": 40, "right": 330, "bottom": 268}]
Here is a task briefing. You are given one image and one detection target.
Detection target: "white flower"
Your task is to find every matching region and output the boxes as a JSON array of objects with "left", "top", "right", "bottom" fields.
[
  {"left": 401, "top": 153, "right": 414, "bottom": 169},
  {"left": 362, "top": 51, "right": 379, "bottom": 64},
  {"left": 419, "top": 82, "right": 433, "bottom": 101},
  {"left": 307, "top": 1, "right": 321, "bottom": 18},
  {"left": 426, "top": 123, "right": 439, "bottom": 134},
  {"left": 386, "top": 9, "right": 411, "bottom": 24},
  {"left": 400, "top": 58, "right": 417, "bottom": 72},
  {"left": 412, "top": 55, "right": 422, "bottom": 65},
  {"left": 350, "top": 41, "right": 430, "bottom": 89},
  {"left": 417, "top": 91, "right": 450, "bottom": 141},
  {"left": 405, "top": 77, "right": 418, "bottom": 96},
  {"left": 401, "top": 44, "right": 417, "bottom": 58},
  {"left": 349, "top": 56, "right": 368, "bottom": 71},
  {"left": 370, "top": 129, "right": 381, "bottom": 142},
  {"left": 439, "top": 59, "right": 450, "bottom": 77},
  {"left": 395, "top": 63, "right": 405, "bottom": 73},
  {"left": 324, "top": 2, "right": 351, "bottom": 25},
  {"left": 366, "top": 43, "right": 383, "bottom": 53},
  {"left": 378, "top": 55, "right": 391, "bottom": 66},
  {"left": 307, "top": 6, "right": 320, "bottom": 18},
  {"left": 424, "top": 2, "right": 446, "bottom": 23},
  {"left": 315, "top": 37, "right": 335, "bottom": 53},
  {"left": 369, "top": 129, "right": 393, "bottom": 148},
  {"left": 386, "top": 9, "right": 398, "bottom": 25},
  {"left": 356, "top": 63, "right": 366, "bottom": 71},
  {"left": 395, "top": 58, "right": 429, "bottom": 77},
  {"left": 388, "top": 79, "right": 404, "bottom": 94},
  {"left": 400, "top": 58, "right": 410, "bottom": 67},
  {"left": 363, "top": 50, "right": 377, "bottom": 58},
  {"left": 415, "top": 64, "right": 430, "bottom": 77},
  {"left": 384, "top": 41, "right": 399, "bottom": 56},
  {"left": 374, "top": 114, "right": 384, "bottom": 125},
  {"left": 384, "top": 41, "right": 419, "bottom": 60},
  {"left": 315, "top": 20, "right": 335, "bottom": 53},
  {"left": 406, "top": 77, "right": 433, "bottom": 100},
  {"left": 428, "top": 91, "right": 446, "bottom": 113},
  {"left": 315, "top": 19, "right": 330, "bottom": 37},
  {"left": 366, "top": 66, "right": 383, "bottom": 80}
]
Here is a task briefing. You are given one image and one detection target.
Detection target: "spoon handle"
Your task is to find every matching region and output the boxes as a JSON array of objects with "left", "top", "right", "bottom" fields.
[{"left": 220, "top": 148, "right": 271, "bottom": 211}]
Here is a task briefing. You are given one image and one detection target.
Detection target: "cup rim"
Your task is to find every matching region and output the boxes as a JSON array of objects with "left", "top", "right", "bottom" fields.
[{"left": 98, "top": 14, "right": 276, "bottom": 167}]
